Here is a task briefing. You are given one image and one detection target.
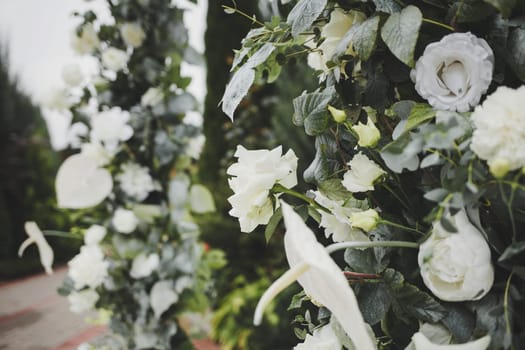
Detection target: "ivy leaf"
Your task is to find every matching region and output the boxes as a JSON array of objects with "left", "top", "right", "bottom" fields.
[
  {"left": 345, "top": 248, "right": 384, "bottom": 274},
  {"left": 404, "top": 103, "right": 436, "bottom": 132},
  {"left": 292, "top": 87, "right": 335, "bottom": 136},
  {"left": 373, "top": 0, "right": 403, "bottom": 13},
  {"left": 287, "top": 0, "right": 327, "bottom": 37},
  {"left": 442, "top": 304, "right": 476, "bottom": 343},
  {"left": 507, "top": 27, "right": 525, "bottom": 83},
  {"left": 222, "top": 66, "right": 255, "bottom": 120},
  {"left": 484, "top": 0, "right": 516, "bottom": 18},
  {"left": 304, "top": 134, "right": 340, "bottom": 183},
  {"left": 447, "top": 0, "right": 495, "bottom": 23},
  {"left": 357, "top": 283, "right": 392, "bottom": 325},
  {"left": 381, "top": 5, "right": 422, "bottom": 67},
  {"left": 391, "top": 282, "right": 448, "bottom": 323},
  {"left": 381, "top": 134, "right": 423, "bottom": 173}
]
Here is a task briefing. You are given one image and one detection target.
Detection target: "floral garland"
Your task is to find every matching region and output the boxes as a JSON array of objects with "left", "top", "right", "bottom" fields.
[
  {"left": 19, "top": 0, "right": 224, "bottom": 348},
  {"left": 223, "top": 0, "right": 525, "bottom": 349}
]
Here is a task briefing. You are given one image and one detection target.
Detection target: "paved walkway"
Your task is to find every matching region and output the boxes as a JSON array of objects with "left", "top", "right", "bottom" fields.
[{"left": 0, "top": 269, "right": 219, "bottom": 350}]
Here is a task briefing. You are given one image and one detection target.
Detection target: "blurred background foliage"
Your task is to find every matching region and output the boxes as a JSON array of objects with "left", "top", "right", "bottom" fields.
[
  {"left": 199, "top": 1, "right": 316, "bottom": 348},
  {"left": 0, "top": 47, "right": 71, "bottom": 279}
]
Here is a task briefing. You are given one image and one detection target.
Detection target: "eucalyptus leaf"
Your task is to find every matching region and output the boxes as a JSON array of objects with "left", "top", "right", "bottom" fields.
[
  {"left": 318, "top": 179, "right": 352, "bottom": 201},
  {"left": 287, "top": 0, "right": 327, "bottom": 37},
  {"left": 498, "top": 241, "right": 525, "bottom": 263},
  {"left": 222, "top": 66, "right": 256, "bottom": 120},
  {"left": 381, "top": 6, "right": 423, "bottom": 67}
]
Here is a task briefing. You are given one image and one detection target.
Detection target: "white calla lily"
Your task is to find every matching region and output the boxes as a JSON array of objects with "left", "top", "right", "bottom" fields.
[
  {"left": 254, "top": 201, "right": 376, "bottom": 350},
  {"left": 412, "top": 333, "right": 490, "bottom": 350},
  {"left": 18, "top": 222, "right": 54, "bottom": 275},
  {"left": 56, "top": 153, "right": 113, "bottom": 209}
]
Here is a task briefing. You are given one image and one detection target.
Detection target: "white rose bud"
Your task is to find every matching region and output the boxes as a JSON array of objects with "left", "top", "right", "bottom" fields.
[
  {"left": 342, "top": 153, "right": 386, "bottom": 192},
  {"left": 471, "top": 86, "right": 525, "bottom": 172},
  {"left": 61, "top": 63, "right": 84, "bottom": 87},
  {"left": 112, "top": 208, "right": 139, "bottom": 234},
  {"left": 349, "top": 209, "right": 380, "bottom": 232},
  {"left": 327, "top": 105, "right": 347, "bottom": 123},
  {"left": 411, "top": 32, "right": 494, "bottom": 112},
  {"left": 101, "top": 47, "right": 129, "bottom": 72},
  {"left": 71, "top": 24, "right": 100, "bottom": 55},
  {"left": 352, "top": 119, "right": 380, "bottom": 147},
  {"left": 418, "top": 210, "right": 494, "bottom": 302},
  {"left": 120, "top": 22, "right": 146, "bottom": 48}
]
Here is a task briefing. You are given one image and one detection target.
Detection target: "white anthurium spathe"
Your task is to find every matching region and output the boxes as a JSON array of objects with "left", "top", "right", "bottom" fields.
[
  {"left": 342, "top": 153, "right": 386, "bottom": 193},
  {"left": 84, "top": 225, "right": 107, "bottom": 246},
  {"left": 55, "top": 153, "right": 113, "bottom": 209},
  {"left": 294, "top": 321, "right": 343, "bottom": 349},
  {"left": 411, "top": 332, "right": 491, "bottom": 350},
  {"left": 254, "top": 201, "right": 376, "bottom": 350},
  {"left": 68, "top": 289, "right": 99, "bottom": 314},
  {"left": 90, "top": 107, "right": 133, "bottom": 153},
  {"left": 18, "top": 222, "right": 54, "bottom": 275},
  {"left": 418, "top": 210, "right": 494, "bottom": 302},
  {"left": 227, "top": 145, "right": 298, "bottom": 233},
  {"left": 411, "top": 32, "right": 494, "bottom": 113},
  {"left": 189, "top": 184, "right": 216, "bottom": 214},
  {"left": 130, "top": 253, "right": 160, "bottom": 279},
  {"left": 313, "top": 191, "right": 369, "bottom": 242},
  {"left": 150, "top": 280, "right": 179, "bottom": 319}
]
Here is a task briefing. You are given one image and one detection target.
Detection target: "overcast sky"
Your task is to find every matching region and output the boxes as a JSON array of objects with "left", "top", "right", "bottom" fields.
[{"left": 0, "top": 0, "right": 207, "bottom": 147}]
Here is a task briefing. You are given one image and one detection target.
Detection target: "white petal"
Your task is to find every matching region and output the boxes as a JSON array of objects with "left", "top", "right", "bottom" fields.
[
  {"left": 412, "top": 333, "right": 490, "bottom": 350},
  {"left": 56, "top": 153, "right": 113, "bottom": 209},
  {"left": 150, "top": 280, "right": 179, "bottom": 319},
  {"left": 189, "top": 184, "right": 216, "bottom": 214}
]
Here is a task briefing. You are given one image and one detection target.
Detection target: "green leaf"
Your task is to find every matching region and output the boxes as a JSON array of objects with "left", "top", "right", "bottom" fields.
[
  {"left": 287, "top": 0, "right": 327, "bottom": 37},
  {"left": 334, "top": 16, "right": 380, "bottom": 62},
  {"left": 498, "top": 241, "right": 525, "bottom": 263},
  {"left": 345, "top": 248, "right": 384, "bottom": 274},
  {"left": 357, "top": 283, "right": 392, "bottom": 325},
  {"left": 222, "top": 66, "right": 255, "bottom": 120},
  {"left": 318, "top": 179, "right": 352, "bottom": 201},
  {"left": 507, "top": 27, "right": 525, "bottom": 83},
  {"left": 442, "top": 304, "right": 476, "bottom": 343},
  {"left": 292, "top": 87, "right": 335, "bottom": 136},
  {"left": 381, "top": 5, "right": 423, "bottom": 67},
  {"left": 265, "top": 208, "right": 283, "bottom": 243},
  {"left": 484, "top": 0, "right": 516, "bottom": 17},
  {"left": 246, "top": 43, "right": 276, "bottom": 69},
  {"left": 404, "top": 104, "right": 436, "bottom": 132},
  {"left": 373, "top": 0, "right": 403, "bottom": 13},
  {"left": 447, "top": 1, "right": 495, "bottom": 23},
  {"left": 392, "top": 282, "right": 448, "bottom": 323},
  {"left": 288, "top": 290, "right": 307, "bottom": 310}
]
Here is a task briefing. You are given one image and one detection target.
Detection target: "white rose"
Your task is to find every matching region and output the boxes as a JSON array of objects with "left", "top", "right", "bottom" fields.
[
  {"left": 120, "top": 22, "right": 146, "bottom": 48},
  {"left": 68, "top": 289, "right": 99, "bottom": 314},
  {"left": 130, "top": 253, "right": 160, "bottom": 279},
  {"left": 62, "top": 63, "right": 84, "bottom": 87},
  {"left": 471, "top": 86, "right": 525, "bottom": 172},
  {"left": 68, "top": 245, "right": 109, "bottom": 289},
  {"left": 71, "top": 24, "right": 100, "bottom": 55},
  {"left": 112, "top": 208, "right": 139, "bottom": 234},
  {"left": 80, "top": 142, "right": 112, "bottom": 166},
  {"left": 66, "top": 122, "right": 88, "bottom": 149},
  {"left": 352, "top": 119, "right": 380, "bottom": 148},
  {"left": 101, "top": 47, "right": 129, "bottom": 72},
  {"left": 307, "top": 9, "right": 366, "bottom": 72},
  {"left": 90, "top": 107, "right": 133, "bottom": 153},
  {"left": 349, "top": 209, "right": 380, "bottom": 232},
  {"left": 418, "top": 210, "right": 494, "bottom": 301},
  {"left": 55, "top": 153, "right": 113, "bottom": 209},
  {"left": 342, "top": 153, "right": 386, "bottom": 192},
  {"left": 141, "top": 87, "right": 164, "bottom": 107},
  {"left": 294, "top": 322, "right": 343, "bottom": 350},
  {"left": 313, "top": 191, "right": 369, "bottom": 242},
  {"left": 84, "top": 225, "right": 107, "bottom": 245},
  {"left": 227, "top": 145, "right": 298, "bottom": 233},
  {"left": 411, "top": 32, "right": 494, "bottom": 113},
  {"left": 116, "top": 162, "right": 155, "bottom": 202}
]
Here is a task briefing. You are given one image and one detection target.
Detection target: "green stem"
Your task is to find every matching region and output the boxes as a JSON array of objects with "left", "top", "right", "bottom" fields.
[
  {"left": 43, "top": 230, "right": 82, "bottom": 240},
  {"left": 382, "top": 183, "right": 411, "bottom": 211},
  {"left": 504, "top": 271, "right": 515, "bottom": 350},
  {"left": 499, "top": 181, "right": 517, "bottom": 242},
  {"left": 272, "top": 184, "right": 330, "bottom": 213},
  {"left": 222, "top": 5, "right": 264, "bottom": 27},
  {"left": 422, "top": 18, "right": 455, "bottom": 31},
  {"left": 380, "top": 219, "right": 426, "bottom": 235},
  {"left": 326, "top": 240, "right": 419, "bottom": 254}
]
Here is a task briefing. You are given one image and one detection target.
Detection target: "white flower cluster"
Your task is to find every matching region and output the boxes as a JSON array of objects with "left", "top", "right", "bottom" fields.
[
  {"left": 227, "top": 145, "right": 298, "bottom": 233},
  {"left": 90, "top": 107, "right": 134, "bottom": 153},
  {"left": 117, "top": 162, "right": 155, "bottom": 201},
  {"left": 68, "top": 245, "right": 109, "bottom": 289},
  {"left": 470, "top": 86, "right": 525, "bottom": 176}
]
